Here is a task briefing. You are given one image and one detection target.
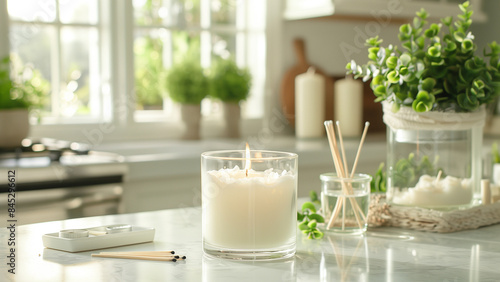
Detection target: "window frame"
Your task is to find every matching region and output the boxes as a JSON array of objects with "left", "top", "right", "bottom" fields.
[{"left": 0, "top": 0, "right": 272, "bottom": 145}]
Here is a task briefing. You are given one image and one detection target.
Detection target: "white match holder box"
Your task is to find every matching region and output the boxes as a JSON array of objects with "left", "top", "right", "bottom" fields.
[{"left": 42, "top": 225, "right": 155, "bottom": 252}]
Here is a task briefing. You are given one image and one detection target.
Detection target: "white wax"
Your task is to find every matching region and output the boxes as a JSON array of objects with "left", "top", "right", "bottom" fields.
[
  {"left": 393, "top": 175, "right": 473, "bottom": 207},
  {"left": 334, "top": 77, "right": 363, "bottom": 137},
  {"left": 203, "top": 166, "right": 296, "bottom": 249},
  {"left": 295, "top": 67, "right": 325, "bottom": 138}
]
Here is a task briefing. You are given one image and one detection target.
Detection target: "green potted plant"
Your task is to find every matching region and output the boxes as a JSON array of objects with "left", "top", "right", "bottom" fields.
[
  {"left": 0, "top": 55, "right": 49, "bottom": 148},
  {"left": 164, "top": 58, "right": 208, "bottom": 140},
  {"left": 208, "top": 57, "right": 251, "bottom": 138},
  {"left": 346, "top": 2, "right": 500, "bottom": 208}
]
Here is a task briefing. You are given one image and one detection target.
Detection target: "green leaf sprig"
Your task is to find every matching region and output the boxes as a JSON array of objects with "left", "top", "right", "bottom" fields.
[
  {"left": 297, "top": 191, "right": 324, "bottom": 240},
  {"left": 346, "top": 1, "right": 500, "bottom": 113},
  {"left": 371, "top": 162, "right": 387, "bottom": 193}
]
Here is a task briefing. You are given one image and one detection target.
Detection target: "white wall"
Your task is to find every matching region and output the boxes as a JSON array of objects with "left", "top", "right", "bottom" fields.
[
  {"left": 470, "top": 0, "right": 500, "bottom": 52},
  {"left": 282, "top": 19, "right": 400, "bottom": 76},
  {"left": 277, "top": 0, "right": 500, "bottom": 83}
]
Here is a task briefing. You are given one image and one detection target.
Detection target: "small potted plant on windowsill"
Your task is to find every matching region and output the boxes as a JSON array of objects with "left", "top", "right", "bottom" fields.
[
  {"left": 346, "top": 1, "right": 500, "bottom": 209},
  {"left": 0, "top": 56, "right": 48, "bottom": 148},
  {"left": 208, "top": 57, "right": 252, "bottom": 138},
  {"left": 164, "top": 58, "right": 209, "bottom": 140}
]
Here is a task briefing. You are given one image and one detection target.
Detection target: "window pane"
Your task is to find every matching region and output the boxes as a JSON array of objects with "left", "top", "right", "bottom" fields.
[
  {"left": 59, "top": 0, "right": 98, "bottom": 24},
  {"left": 134, "top": 0, "right": 200, "bottom": 27},
  {"left": 184, "top": 0, "right": 201, "bottom": 27},
  {"left": 211, "top": 32, "right": 235, "bottom": 59},
  {"left": 134, "top": 0, "right": 175, "bottom": 26},
  {"left": 134, "top": 30, "right": 166, "bottom": 110},
  {"left": 211, "top": 0, "right": 237, "bottom": 25},
  {"left": 133, "top": 28, "right": 201, "bottom": 111},
  {"left": 7, "top": 0, "right": 56, "bottom": 22},
  {"left": 9, "top": 23, "right": 53, "bottom": 114},
  {"left": 172, "top": 30, "right": 201, "bottom": 63},
  {"left": 60, "top": 27, "right": 100, "bottom": 117}
]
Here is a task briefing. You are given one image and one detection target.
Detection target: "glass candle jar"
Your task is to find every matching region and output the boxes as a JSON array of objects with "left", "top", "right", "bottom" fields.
[
  {"left": 383, "top": 102, "right": 485, "bottom": 209},
  {"left": 201, "top": 150, "right": 297, "bottom": 260},
  {"left": 320, "top": 173, "right": 371, "bottom": 234}
]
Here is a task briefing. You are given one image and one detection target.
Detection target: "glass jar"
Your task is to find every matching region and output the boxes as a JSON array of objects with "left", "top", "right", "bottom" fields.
[
  {"left": 201, "top": 150, "right": 297, "bottom": 260},
  {"left": 383, "top": 102, "right": 485, "bottom": 209},
  {"left": 320, "top": 173, "right": 371, "bottom": 234}
]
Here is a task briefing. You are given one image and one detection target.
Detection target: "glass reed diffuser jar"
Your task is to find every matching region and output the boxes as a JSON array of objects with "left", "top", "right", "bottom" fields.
[{"left": 384, "top": 102, "right": 485, "bottom": 209}]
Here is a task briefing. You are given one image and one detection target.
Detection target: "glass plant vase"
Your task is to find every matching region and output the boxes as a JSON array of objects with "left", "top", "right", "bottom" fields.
[{"left": 383, "top": 102, "right": 485, "bottom": 209}]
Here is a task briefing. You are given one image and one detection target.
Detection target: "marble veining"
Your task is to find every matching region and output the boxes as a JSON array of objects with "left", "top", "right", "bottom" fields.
[{"left": 2, "top": 207, "right": 500, "bottom": 281}]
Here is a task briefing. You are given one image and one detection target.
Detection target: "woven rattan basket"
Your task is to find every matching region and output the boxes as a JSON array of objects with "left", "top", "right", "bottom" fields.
[{"left": 367, "top": 194, "right": 500, "bottom": 233}]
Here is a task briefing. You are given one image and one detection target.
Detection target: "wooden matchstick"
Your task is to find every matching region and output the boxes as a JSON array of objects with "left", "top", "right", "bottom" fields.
[
  {"left": 99, "top": 251, "right": 176, "bottom": 256},
  {"left": 92, "top": 253, "right": 182, "bottom": 262}
]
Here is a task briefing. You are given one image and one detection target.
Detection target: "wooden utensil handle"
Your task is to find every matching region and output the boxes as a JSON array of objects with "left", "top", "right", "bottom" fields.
[{"left": 294, "top": 38, "right": 308, "bottom": 66}]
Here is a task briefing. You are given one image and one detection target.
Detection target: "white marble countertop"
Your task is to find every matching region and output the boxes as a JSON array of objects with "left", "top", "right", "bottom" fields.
[{"left": 2, "top": 205, "right": 500, "bottom": 282}]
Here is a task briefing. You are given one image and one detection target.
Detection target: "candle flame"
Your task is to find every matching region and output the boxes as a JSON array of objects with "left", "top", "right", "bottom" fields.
[{"left": 245, "top": 143, "right": 251, "bottom": 176}]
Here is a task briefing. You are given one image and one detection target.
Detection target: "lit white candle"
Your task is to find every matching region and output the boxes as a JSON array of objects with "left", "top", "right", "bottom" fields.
[
  {"left": 295, "top": 67, "right": 325, "bottom": 138},
  {"left": 201, "top": 147, "right": 298, "bottom": 260},
  {"left": 203, "top": 166, "right": 296, "bottom": 249},
  {"left": 393, "top": 175, "right": 473, "bottom": 207},
  {"left": 334, "top": 76, "right": 363, "bottom": 137}
]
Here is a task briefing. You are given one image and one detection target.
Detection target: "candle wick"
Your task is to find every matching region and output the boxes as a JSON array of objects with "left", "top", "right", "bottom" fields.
[{"left": 246, "top": 169, "right": 248, "bottom": 177}]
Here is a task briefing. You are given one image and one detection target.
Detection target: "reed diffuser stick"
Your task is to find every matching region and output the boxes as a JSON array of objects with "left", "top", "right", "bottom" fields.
[
  {"left": 336, "top": 121, "right": 350, "bottom": 178},
  {"left": 324, "top": 121, "right": 349, "bottom": 228},
  {"left": 323, "top": 121, "right": 364, "bottom": 230},
  {"left": 350, "top": 122, "right": 370, "bottom": 179},
  {"left": 349, "top": 121, "right": 371, "bottom": 222}
]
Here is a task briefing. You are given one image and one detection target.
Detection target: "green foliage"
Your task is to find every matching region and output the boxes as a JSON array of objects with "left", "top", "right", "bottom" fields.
[
  {"left": 134, "top": 37, "right": 165, "bottom": 108},
  {"left": 297, "top": 191, "right": 324, "bottom": 240},
  {"left": 391, "top": 153, "right": 443, "bottom": 188},
  {"left": 493, "top": 142, "right": 500, "bottom": 164},
  {"left": 346, "top": 1, "right": 500, "bottom": 113},
  {"left": 0, "top": 55, "right": 50, "bottom": 110},
  {"left": 164, "top": 58, "right": 208, "bottom": 104},
  {"left": 371, "top": 162, "right": 387, "bottom": 193},
  {"left": 208, "top": 57, "right": 252, "bottom": 103}
]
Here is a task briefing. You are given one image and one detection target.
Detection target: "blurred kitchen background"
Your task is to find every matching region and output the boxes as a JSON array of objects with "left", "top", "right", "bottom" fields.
[{"left": 1, "top": 0, "right": 499, "bottom": 224}]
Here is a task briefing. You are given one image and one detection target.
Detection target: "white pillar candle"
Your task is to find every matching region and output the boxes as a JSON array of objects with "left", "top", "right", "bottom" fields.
[
  {"left": 203, "top": 166, "right": 296, "bottom": 249},
  {"left": 334, "top": 76, "right": 363, "bottom": 137},
  {"left": 295, "top": 67, "right": 325, "bottom": 138}
]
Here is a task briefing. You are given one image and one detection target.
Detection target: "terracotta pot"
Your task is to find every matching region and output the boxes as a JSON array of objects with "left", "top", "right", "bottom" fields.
[
  {"left": 0, "top": 108, "right": 30, "bottom": 148},
  {"left": 180, "top": 104, "right": 201, "bottom": 140},
  {"left": 222, "top": 102, "right": 240, "bottom": 138}
]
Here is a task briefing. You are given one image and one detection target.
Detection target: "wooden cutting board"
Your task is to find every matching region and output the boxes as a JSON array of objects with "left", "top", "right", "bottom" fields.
[{"left": 280, "top": 38, "right": 334, "bottom": 128}]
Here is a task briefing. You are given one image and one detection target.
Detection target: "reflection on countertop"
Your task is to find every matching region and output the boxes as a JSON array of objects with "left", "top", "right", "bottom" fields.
[{"left": 3, "top": 204, "right": 500, "bottom": 281}]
